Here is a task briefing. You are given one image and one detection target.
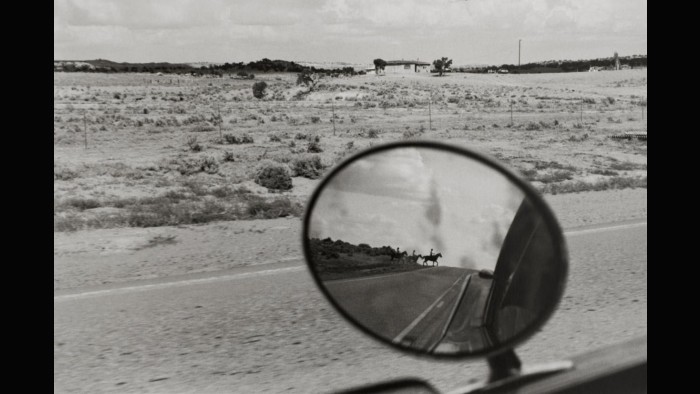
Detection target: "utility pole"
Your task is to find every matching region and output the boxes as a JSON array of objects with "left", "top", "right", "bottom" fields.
[
  {"left": 331, "top": 101, "right": 336, "bottom": 136},
  {"left": 518, "top": 39, "right": 522, "bottom": 66}
]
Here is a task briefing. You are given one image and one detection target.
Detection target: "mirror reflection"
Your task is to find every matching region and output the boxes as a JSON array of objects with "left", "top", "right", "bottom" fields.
[{"left": 306, "top": 146, "right": 564, "bottom": 355}]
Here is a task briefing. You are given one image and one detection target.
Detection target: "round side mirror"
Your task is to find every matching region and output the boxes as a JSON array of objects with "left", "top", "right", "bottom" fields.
[{"left": 303, "top": 141, "right": 568, "bottom": 358}]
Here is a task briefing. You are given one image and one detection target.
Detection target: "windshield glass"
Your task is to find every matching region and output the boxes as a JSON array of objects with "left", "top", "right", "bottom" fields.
[{"left": 54, "top": 1, "right": 647, "bottom": 392}]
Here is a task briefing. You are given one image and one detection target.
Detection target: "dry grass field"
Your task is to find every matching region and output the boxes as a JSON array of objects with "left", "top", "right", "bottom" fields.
[{"left": 54, "top": 69, "right": 647, "bottom": 233}]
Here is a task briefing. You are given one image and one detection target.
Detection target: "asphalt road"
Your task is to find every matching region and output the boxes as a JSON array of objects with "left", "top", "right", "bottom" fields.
[
  {"left": 324, "top": 267, "right": 472, "bottom": 344},
  {"left": 54, "top": 220, "right": 647, "bottom": 393}
]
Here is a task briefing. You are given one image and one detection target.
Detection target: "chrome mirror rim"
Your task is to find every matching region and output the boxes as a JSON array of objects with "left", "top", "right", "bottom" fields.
[{"left": 302, "top": 140, "right": 569, "bottom": 359}]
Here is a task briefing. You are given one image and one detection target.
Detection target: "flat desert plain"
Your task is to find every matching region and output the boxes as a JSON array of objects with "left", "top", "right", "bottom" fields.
[
  {"left": 54, "top": 70, "right": 648, "bottom": 392},
  {"left": 54, "top": 70, "right": 646, "bottom": 392},
  {"left": 55, "top": 69, "right": 646, "bottom": 287}
]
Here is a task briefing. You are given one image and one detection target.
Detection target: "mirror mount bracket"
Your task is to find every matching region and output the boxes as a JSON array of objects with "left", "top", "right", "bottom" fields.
[
  {"left": 487, "top": 348, "right": 522, "bottom": 382},
  {"left": 447, "top": 348, "right": 574, "bottom": 394}
]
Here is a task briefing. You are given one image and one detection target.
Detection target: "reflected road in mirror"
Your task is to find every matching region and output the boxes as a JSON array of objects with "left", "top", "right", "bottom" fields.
[{"left": 325, "top": 266, "right": 486, "bottom": 352}]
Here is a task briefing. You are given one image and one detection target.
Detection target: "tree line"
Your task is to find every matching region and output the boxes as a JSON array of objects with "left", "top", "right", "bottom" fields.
[
  {"left": 457, "top": 55, "right": 648, "bottom": 74},
  {"left": 54, "top": 58, "right": 362, "bottom": 76},
  {"left": 308, "top": 237, "right": 400, "bottom": 259}
]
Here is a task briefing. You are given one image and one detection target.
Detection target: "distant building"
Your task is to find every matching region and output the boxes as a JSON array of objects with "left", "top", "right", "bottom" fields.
[{"left": 381, "top": 60, "right": 432, "bottom": 74}]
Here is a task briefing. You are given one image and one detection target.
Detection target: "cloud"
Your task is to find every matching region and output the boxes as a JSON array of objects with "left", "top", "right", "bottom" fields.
[
  {"left": 327, "top": 148, "right": 433, "bottom": 202},
  {"left": 55, "top": 0, "right": 646, "bottom": 64},
  {"left": 56, "top": 0, "right": 228, "bottom": 29}
]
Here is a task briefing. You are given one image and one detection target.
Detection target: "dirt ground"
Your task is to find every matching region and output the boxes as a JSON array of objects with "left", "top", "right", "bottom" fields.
[
  {"left": 53, "top": 188, "right": 646, "bottom": 292},
  {"left": 54, "top": 70, "right": 646, "bottom": 233},
  {"left": 54, "top": 70, "right": 647, "bottom": 394}
]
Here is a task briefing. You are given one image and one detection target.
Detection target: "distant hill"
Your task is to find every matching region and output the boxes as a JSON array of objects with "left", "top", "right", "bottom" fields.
[
  {"left": 55, "top": 54, "right": 646, "bottom": 75},
  {"left": 455, "top": 54, "right": 647, "bottom": 74},
  {"left": 54, "top": 58, "right": 360, "bottom": 75},
  {"left": 54, "top": 59, "right": 194, "bottom": 73}
]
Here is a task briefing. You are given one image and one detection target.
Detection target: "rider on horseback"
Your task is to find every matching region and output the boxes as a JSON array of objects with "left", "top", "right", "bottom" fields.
[{"left": 421, "top": 249, "right": 442, "bottom": 267}]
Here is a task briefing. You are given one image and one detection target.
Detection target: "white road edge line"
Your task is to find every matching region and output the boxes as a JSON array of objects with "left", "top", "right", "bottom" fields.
[
  {"left": 55, "top": 221, "right": 646, "bottom": 302},
  {"left": 54, "top": 266, "right": 305, "bottom": 302},
  {"left": 392, "top": 274, "right": 467, "bottom": 344},
  {"left": 564, "top": 221, "right": 646, "bottom": 237},
  {"left": 326, "top": 269, "right": 417, "bottom": 284}
]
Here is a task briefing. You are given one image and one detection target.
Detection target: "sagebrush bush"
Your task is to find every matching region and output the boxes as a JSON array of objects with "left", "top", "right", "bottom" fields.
[
  {"left": 252, "top": 81, "right": 267, "bottom": 99},
  {"left": 174, "top": 156, "right": 219, "bottom": 175},
  {"left": 591, "top": 168, "right": 619, "bottom": 176},
  {"left": 187, "top": 136, "right": 203, "bottom": 152},
  {"left": 54, "top": 167, "right": 79, "bottom": 181},
  {"left": 307, "top": 141, "right": 323, "bottom": 153},
  {"left": 291, "top": 156, "right": 325, "bottom": 179},
  {"left": 539, "top": 176, "right": 646, "bottom": 194},
  {"left": 254, "top": 161, "right": 293, "bottom": 190},
  {"left": 367, "top": 129, "right": 380, "bottom": 138},
  {"left": 609, "top": 161, "right": 641, "bottom": 171},
  {"left": 569, "top": 133, "right": 588, "bottom": 142},
  {"left": 519, "top": 168, "right": 538, "bottom": 181},
  {"left": 223, "top": 151, "right": 235, "bottom": 162},
  {"left": 536, "top": 170, "right": 574, "bottom": 183},
  {"left": 199, "top": 157, "right": 220, "bottom": 174},
  {"left": 246, "top": 196, "right": 301, "bottom": 219},
  {"left": 62, "top": 197, "right": 101, "bottom": 210},
  {"left": 403, "top": 129, "right": 421, "bottom": 139},
  {"left": 223, "top": 133, "right": 254, "bottom": 144},
  {"left": 525, "top": 122, "right": 541, "bottom": 131},
  {"left": 223, "top": 134, "right": 237, "bottom": 144}
]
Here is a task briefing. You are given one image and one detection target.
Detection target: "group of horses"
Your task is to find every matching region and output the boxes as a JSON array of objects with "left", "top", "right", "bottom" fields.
[{"left": 388, "top": 249, "right": 443, "bottom": 267}]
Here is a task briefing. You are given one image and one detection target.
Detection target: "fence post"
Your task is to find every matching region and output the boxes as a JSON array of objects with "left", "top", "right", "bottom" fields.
[
  {"left": 428, "top": 91, "right": 432, "bottom": 131},
  {"left": 510, "top": 101, "right": 513, "bottom": 124},
  {"left": 331, "top": 101, "right": 336, "bottom": 136},
  {"left": 217, "top": 105, "right": 222, "bottom": 140},
  {"left": 83, "top": 113, "right": 88, "bottom": 149}
]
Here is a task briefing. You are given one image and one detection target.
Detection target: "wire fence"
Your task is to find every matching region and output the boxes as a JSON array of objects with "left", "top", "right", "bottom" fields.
[{"left": 53, "top": 82, "right": 647, "bottom": 153}]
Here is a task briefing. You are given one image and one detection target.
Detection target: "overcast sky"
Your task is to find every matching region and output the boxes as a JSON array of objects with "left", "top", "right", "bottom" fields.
[
  {"left": 309, "top": 147, "right": 525, "bottom": 271},
  {"left": 54, "top": 0, "right": 647, "bottom": 65}
]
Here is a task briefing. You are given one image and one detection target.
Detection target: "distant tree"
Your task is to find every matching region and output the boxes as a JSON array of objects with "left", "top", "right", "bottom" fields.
[
  {"left": 296, "top": 71, "right": 322, "bottom": 92},
  {"left": 252, "top": 81, "right": 267, "bottom": 99},
  {"left": 432, "top": 57, "right": 453, "bottom": 76},
  {"left": 373, "top": 59, "right": 387, "bottom": 75}
]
